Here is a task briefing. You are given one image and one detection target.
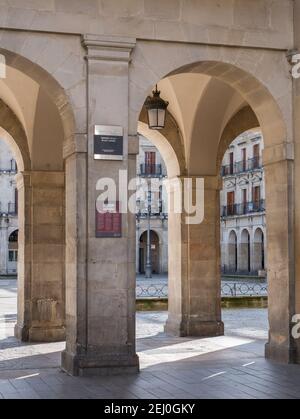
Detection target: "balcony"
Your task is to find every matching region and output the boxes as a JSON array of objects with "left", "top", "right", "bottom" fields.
[
  {"left": 221, "top": 200, "right": 265, "bottom": 218},
  {"left": 221, "top": 157, "right": 262, "bottom": 177},
  {"left": 139, "top": 164, "right": 163, "bottom": 178},
  {"left": 136, "top": 209, "right": 168, "bottom": 221},
  {"left": 0, "top": 167, "right": 17, "bottom": 175},
  {"left": 0, "top": 203, "right": 17, "bottom": 218}
]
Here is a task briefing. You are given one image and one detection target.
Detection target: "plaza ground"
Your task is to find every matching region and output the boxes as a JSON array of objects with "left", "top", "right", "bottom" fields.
[{"left": 0, "top": 280, "right": 300, "bottom": 399}]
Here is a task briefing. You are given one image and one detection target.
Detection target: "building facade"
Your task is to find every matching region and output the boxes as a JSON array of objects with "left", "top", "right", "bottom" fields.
[
  {"left": 220, "top": 131, "right": 266, "bottom": 277},
  {"left": 137, "top": 131, "right": 267, "bottom": 278},
  {"left": 0, "top": 0, "right": 298, "bottom": 373},
  {"left": 0, "top": 139, "right": 18, "bottom": 276},
  {"left": 136, "top": 136, "right": 168, "bottom": 274}
]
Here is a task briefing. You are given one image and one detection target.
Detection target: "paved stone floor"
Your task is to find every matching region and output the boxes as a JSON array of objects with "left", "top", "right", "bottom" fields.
[{"left": 0, "top": 280, "right": 300, "bottom": 399}]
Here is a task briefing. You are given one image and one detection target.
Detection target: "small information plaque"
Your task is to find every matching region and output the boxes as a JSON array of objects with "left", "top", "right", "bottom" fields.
[
  {"left": 96, "top": 201, "right": 122, "bottom": 238},
  {"left": 94, "top": 125, "right": 123, "bottom": 161}
]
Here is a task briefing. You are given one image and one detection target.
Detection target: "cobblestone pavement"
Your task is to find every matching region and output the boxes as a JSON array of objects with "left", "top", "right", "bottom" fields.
[{"left": 0, "top": 280, "right": 300, "bottom": 399}]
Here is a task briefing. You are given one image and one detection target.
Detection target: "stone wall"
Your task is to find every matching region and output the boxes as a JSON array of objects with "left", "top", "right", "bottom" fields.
[
  {"left": 0, "top": 1, "right": 293, "bottom": 49},
  {"left": 0, "top": 0, "right": 298, "bottom": 373}
]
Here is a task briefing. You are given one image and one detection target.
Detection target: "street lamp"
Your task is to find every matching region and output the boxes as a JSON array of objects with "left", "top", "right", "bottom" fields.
[
  {"left": 145, "top": 185, "right": 152, "bottom": 279},
  {"left": 145, "top": 85, "right": 169, "bottom": 130}
]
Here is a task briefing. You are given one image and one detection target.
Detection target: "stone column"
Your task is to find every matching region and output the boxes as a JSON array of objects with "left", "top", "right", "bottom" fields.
[
  {"left": 293, "top": 0, "right": 300, "bottom": 364},
  {"left": 264, "top": 143, "right": 297, "bottom": 363},
  {"left": 62, "top": 134, "right": 88, "bottom": 374},
  {"left": 238, "top": 232, "right": 250, "bottom": 274},
  {"left": 136, "top": 228, "right": 140, "bottom": 273},
  {"left": 252, "top": 243, "right": 260, "bottom": 273},
  {"left": 252, "top": 233, "right": 258, "bottom": 273},
  {"left": 228, "top": 242, "right": 236, "bottom": 272},
  {"left": 264, "top": 230, "right": 268, "bottom": 272},
  {"left": 252, "top": 230, "right": 263, "bottom": 273},
  {"left": 222, "top": 237, "right": 227, "bottom": 273},
  {"left": 15, "top": 171, "right": 66, "bottom": 342},
  {"left": 62, "top": 35, "right": 139, "bottom": 376},
  {"left": 162, "top": 228, "right": 168, "bottom": 273},
  {"left": 0, "top": 222, "right": 7, "bottom": 274},
  {"left": 165, "top": 176, "right": 224, "bottom": 337}
]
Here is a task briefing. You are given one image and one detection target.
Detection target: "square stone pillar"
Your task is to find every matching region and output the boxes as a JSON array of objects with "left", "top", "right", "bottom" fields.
[
  {"left": 61, "top": 35, "right": 139, "bottom": 376},
  {"left": 293, "top": 1, "right": 300, "bottom": 364},
  {"left": 263, "top": 143, "right": 297, "bottom": 363},
  {"left": 15, "top": 171, "right": 66, "bottom": 342},
  {"left": 165, "top": 176, "right": 224, "bottom": 337},
  {"left": 0, "top": 224, "right": 8, "bottom": 274}
]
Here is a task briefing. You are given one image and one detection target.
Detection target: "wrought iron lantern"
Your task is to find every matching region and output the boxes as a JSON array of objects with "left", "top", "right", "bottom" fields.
[{"left": 145, "top": 85, "right": 169, "bottom": 130}]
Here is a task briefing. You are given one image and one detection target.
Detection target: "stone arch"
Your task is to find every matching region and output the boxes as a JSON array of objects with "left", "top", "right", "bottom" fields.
[
  {"left": 138, "top": 122, "right": 181, "bottom": 178},
  {"left": 240, "top": 228, "right": 251, "bottom": 240},
  {"left": 139, "top": 229, "right": 163, "bottom": 246},
  {"left": 133, "top": 46, "right": 290, "bottom": 342},
  {"left": 171, "top": 60, "right": 287, "bottom": 145},
  {"left": 0, "top": 100, "right": 30, "bottom": 171},
  {"left": 0, "top": 47, "right": 77, "bottom": 343},
  {"left": 7, "top": 227, "right": 19, "bottom": 238},
  {"left": 217, "top": 106, "right": 259, "bottom": 173},
  {"left": 254, "top": 227, "right": 264, "bottom": 242},
  {"left": 7, "top": 229, "right": 19, "bottom": 272},
  {"left": 0, "top": 47, "right": 78, "bottom": 175},
  {"left": 0, "top": 47, "right": 76, "bottom": 147},
  {"left": 138, "top": 108, "right": 186, "bottom": 177},
  {"left": 130, "top": 43, "right": 290, "bottom": 154},
  {"left": 8, "top": 230, "right": 19, "bottom": 241},
  {"left": 139, "top": 230, "right": 160, "bottom": 274}
]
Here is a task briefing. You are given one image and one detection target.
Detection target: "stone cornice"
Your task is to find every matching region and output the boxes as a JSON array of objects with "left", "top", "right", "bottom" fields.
[
  {"left": 81, "top": 34, "right": 136, "bottom": 62},
  {"left": 263, "top": 142, "right": 294, "bottom": 166},
  {"left": 15, "top": 171, "right": 65, "bottom": 189},
  {"left": 63, "top": 134, "right": 88, "bottom": 160},
  {"left": 128, "top": 135, "right": 139, "bottom": 156},
  {"left": 167, "top": 175, "right": 222, "bottom": 191}
]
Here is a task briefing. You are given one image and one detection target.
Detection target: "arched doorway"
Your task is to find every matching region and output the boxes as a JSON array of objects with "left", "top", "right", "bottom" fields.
[
  {"left": 130, "top": 36, "right": 293, "bottom": 360},
  {"left": 0, "top": 47, "right": 76, "bottom": 344},
  {"left": 228, "top": 230, "right": 238, "bottom": 274},
  {"left": 139, "top": 230, "right": 160, "bottom": 274},
  {"left": 8, "top": 230, "right": 18, "bottom": 275}
]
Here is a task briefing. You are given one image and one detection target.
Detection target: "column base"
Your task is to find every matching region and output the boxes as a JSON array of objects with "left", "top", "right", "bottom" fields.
[
  {"left": 15, "top": 324, "right": 66, "bottom": 343},
  {"left": 165, "top": 317, "right": 224, "bottom": 338},
  {"left": 61, "top": 350, "right": 140, "bottom": 377},
  {"left": 265, "top": 340, "right": 298, "bottom": 364},
  {"left": 15, "top": 324, "right": 29, "bottom": 342}
]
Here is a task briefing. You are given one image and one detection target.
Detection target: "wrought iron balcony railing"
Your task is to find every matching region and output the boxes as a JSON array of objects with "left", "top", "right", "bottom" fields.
[
  {"left": 139, "top": 164, "right": 163, "bottom": 177},
  {"left": 0, "top": 167, "right": 17, "bottom": 175},
  {"left": 221, "top": 157, "right": 262, "bottom": 177},
  {"left": 136, "top": 211, "right": 168, "bottom": 220},
  {"left": 221, "top": 199, "right": 265, "bottom": 218},
  {"left": 136, "top": 282, "right": 268, "bottom": 299},
  {"left": 0, "top": 203, "right": 17, "bottom": 217}
]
